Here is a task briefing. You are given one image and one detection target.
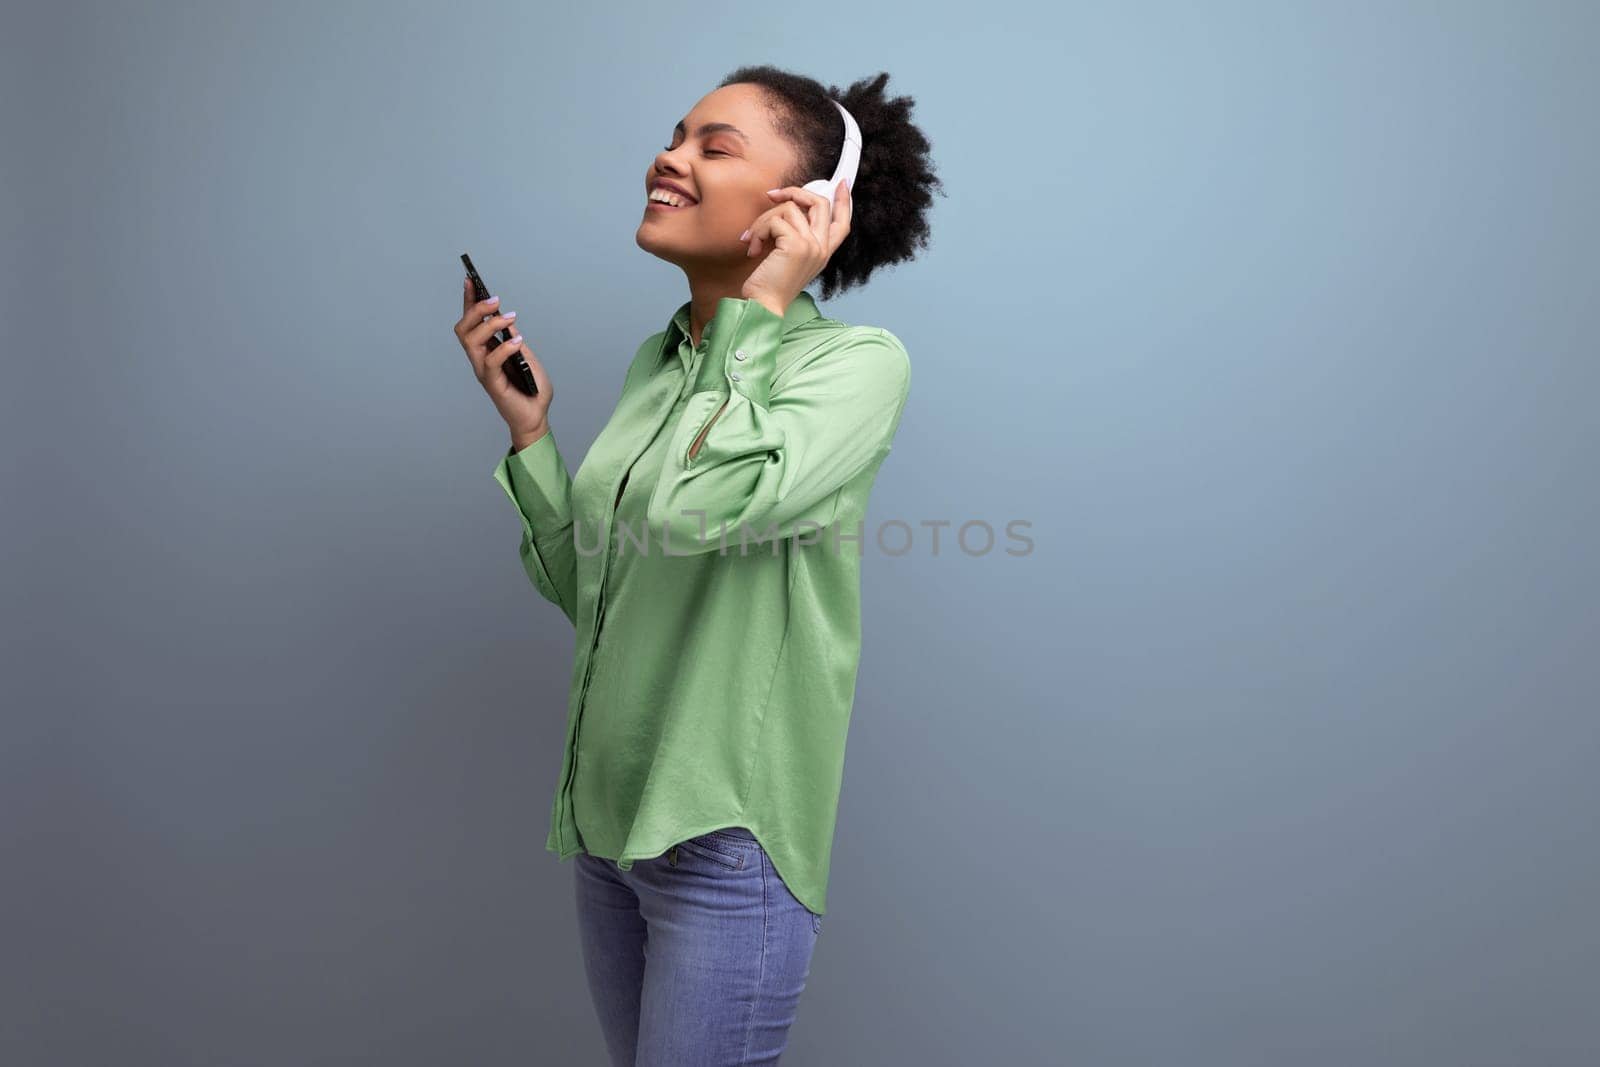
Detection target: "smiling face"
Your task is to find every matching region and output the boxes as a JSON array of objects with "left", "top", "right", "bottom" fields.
[{"left": 635, "top": 84, "right": 802, "bottom": 271}]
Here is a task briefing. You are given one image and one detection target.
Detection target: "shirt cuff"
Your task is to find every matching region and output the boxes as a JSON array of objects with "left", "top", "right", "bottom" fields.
[
  {"left": 688, "top": 296, "right": 786, "bottom": 407},
  {"left": 493, "top": 430, "right": 572, "bottom": 531}
]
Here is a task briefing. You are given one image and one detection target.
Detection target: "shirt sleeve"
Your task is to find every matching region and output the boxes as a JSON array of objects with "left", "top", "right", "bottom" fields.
[
  {"left": 644, "top": 297, "right": 912, "bottom": 555},
  {"left": 491, "top": 430, "right": 579, "bottom": 625}
]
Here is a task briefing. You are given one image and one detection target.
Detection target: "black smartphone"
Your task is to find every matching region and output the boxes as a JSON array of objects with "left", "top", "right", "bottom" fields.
[{"left": 460, "top": 252, "right": 538, "bottom": 397}]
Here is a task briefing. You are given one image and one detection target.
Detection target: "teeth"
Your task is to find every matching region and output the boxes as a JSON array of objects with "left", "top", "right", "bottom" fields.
[{"left": 649, "top": 189, "right": 693, "bottom": 207}]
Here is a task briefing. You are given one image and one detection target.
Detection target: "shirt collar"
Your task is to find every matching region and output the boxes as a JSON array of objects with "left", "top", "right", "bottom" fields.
[{"left": 657, "top": 290, "right": 821, "bottom": 365}]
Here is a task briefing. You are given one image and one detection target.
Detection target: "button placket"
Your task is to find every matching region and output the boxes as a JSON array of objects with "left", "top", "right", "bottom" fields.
[{"left": 556, "top": 365, "right": 686, "bottom": 854}]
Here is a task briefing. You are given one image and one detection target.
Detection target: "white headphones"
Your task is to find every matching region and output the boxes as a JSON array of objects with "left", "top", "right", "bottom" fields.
[{"left": 801, "top": 99, "right": 862, "bottom": 210}]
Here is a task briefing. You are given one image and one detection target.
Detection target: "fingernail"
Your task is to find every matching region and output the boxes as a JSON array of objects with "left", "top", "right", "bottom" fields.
[
  {"left": 766, "top": 188, "right": 780, "bottom": 195},
  {"left": 486, "top": 295, "right": 499, "bottom": 305},
  {"left": 739, "top": 229, "right": 750, "bottom": 241},
  {"left": 504, "top": 310, "right": 517, "bottom": 320},
  {"left": 510, "top": 333, "right": 523, "bottom": 344}
]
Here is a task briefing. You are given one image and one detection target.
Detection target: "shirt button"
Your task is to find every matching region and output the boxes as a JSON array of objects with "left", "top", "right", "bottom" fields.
[
  {"left": 734, "top": 349, "right": 747, "bottom": 361},
  {"left": 730, "top": 373, "right": 742, "bottom": 382}
]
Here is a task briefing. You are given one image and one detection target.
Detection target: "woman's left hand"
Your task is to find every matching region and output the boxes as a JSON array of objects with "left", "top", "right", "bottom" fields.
[{"left": 740, "top": 179, "right": 852, "bottom": 313}]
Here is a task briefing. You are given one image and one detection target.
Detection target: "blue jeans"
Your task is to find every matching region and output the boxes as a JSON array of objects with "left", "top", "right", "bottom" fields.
[{"left": 573, "top": 826, "right": 822, "bottom": 1066}]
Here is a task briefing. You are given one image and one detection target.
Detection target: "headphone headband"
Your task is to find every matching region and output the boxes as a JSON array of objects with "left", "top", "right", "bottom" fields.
[{"left": 801, "top": 98, "right": 863, "bottom": 208}]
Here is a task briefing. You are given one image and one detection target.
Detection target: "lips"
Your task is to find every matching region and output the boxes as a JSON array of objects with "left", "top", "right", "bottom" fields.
[{"left": 649, "top": 179, "right": 698, "bottom": 204}]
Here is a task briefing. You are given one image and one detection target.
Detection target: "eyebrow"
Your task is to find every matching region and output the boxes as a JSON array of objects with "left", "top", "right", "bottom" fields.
[{"left": 672, "top": 119, "right": 750, "bottom": 144}]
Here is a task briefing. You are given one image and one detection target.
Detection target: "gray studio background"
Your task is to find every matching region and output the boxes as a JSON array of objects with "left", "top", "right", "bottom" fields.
[{"left": 4, "top": 1, "right": 1597, "bottom": 1065}]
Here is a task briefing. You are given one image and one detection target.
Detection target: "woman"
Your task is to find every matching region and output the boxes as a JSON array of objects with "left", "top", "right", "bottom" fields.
[{"left": 453, "top": 66, "right": 942, "bottom": 1065}]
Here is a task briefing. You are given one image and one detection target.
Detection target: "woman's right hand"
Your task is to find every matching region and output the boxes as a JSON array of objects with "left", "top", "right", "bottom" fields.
[{"left": 454, "top": 276, "right": 554, "bottom": 449}]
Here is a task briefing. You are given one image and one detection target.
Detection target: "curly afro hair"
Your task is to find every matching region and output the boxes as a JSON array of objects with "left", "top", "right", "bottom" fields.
[{"left": 716, "top": 65, "right": 945, "bottom": 301}]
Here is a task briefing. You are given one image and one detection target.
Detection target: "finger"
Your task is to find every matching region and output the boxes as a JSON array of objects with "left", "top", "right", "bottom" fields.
[
  {"left": 747, "top": 215, "right": 766, "bottom": 257},
  {"left": 739, "top": 191, "right": 819, "bottom": 253},
  {"left": 748, "top": 213, "right": 784, "bottom": 258},
  {"left": 468, "top": 308, "right": 519, "bottom": 351},
  {"left": 461, "top": 310, "right": 517, "bottom": 375},
  {"left": 484, "top": 330, "right": 526, "bottom": 384},
  {"left": 460, "top": 275, "right": 501, "bottom": 317},
  {"left": 455, "top": 291, "right": 503, "bottom": 336},
  {"left": 488, "top": 334, "right": 552, "bottom": 402},
  {"left": 828, "top": 179, "right": 852, "bottom": 245},
  {"left": 781, "top": 201, "right": 820, "bottom": 243},
  {"left": 758, "top": 203, "right": 816, "bottom": 258},
  {"left": 740, "top": 202, "right": 780, "bottom": 248},
  {"left": 487, "top": 331, "right": 525, "bottom": 370},
  {"left": 748, "top": 208, "right": 807, "bottom": 259},
  {"left": 766, "top": 186, "right": 831, "bottom": 237}
]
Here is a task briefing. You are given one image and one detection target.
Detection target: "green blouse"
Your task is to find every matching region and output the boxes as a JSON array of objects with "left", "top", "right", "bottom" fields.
[{"left": 489, "top": 289, "right": 911, "bottom": 915}]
